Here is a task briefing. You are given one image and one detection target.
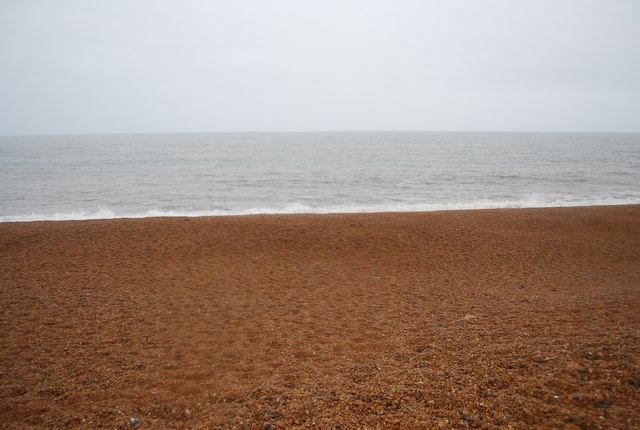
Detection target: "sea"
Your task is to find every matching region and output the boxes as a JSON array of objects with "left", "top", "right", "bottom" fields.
[{"left": 1, "top": 132, "right": 639, "bottom": 222}]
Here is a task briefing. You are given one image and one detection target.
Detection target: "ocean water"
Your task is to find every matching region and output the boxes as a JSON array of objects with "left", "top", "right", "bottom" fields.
[{"left": 1, "top": 132, "right": 639, "bottom": 222}]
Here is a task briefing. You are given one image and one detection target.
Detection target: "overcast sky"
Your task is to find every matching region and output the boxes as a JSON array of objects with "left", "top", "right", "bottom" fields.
[{"left": 1, "top": 0, "right": 639, "bottom": 135}]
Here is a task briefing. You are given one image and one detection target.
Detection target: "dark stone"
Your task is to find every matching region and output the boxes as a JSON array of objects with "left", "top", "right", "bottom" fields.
[{"left": 460, "top": 413, "right": 475, "bottom": 422}]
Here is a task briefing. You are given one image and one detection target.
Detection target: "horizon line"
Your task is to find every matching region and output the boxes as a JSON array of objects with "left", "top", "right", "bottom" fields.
[{"left": 2, "top": 129, "right": 640, "bottom": 138}]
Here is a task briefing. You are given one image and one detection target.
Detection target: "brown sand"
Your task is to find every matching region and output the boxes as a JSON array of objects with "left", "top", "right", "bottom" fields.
[{"left": 1, "top": 205, "right": 639, "bottom": 429}]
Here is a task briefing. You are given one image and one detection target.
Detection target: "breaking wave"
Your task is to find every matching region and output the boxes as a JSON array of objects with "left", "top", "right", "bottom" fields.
[{"left": 2, "top": 197, "right": 638, "bottom": 222}]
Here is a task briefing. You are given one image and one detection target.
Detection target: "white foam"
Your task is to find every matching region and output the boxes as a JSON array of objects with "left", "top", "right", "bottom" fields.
[{"left": 2, "top": 197, "right": 638, "bottom": 222}]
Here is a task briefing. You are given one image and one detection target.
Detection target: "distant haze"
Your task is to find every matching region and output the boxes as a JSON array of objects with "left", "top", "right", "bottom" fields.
[{"left": 1, "top": 0, "right": 639, "bottom": 135}]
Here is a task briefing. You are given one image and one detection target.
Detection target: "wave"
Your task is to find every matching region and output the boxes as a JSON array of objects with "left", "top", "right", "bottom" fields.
[{"left": 2, "top": 197, "right": 639, "bottom": 222}]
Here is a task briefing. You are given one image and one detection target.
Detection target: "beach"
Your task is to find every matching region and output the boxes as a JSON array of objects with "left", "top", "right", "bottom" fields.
[{"left": 1, "top": 205, "right": 638, "bottom": 428}]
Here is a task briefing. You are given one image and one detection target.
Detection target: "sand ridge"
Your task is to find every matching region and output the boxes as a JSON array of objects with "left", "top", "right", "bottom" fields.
[{"left": 1, "top": 205, "right": 639, "bottom": 428}]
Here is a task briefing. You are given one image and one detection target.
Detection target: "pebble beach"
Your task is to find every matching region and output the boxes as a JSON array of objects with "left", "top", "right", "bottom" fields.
[{"left": 1, "top": 205, "right": 639, "bottom": 428}]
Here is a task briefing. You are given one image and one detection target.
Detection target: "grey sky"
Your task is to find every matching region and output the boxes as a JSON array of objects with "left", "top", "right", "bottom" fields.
[{"left": 1, "top": 0, "right": 639, "bottom": 134}]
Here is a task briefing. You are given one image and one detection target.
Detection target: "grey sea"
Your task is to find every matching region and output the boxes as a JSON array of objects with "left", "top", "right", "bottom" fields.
[{"left": 1, "top": 132, "right": 639, "bottom": 222}]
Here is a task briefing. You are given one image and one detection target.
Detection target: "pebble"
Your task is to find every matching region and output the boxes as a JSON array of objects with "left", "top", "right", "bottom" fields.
[
  {"left": 129, "top": 417, "right": 139, "bottom": 426},
  {"left": 460, "top": 413, "right": 475, "bottom": 422},
  {"left": 85, "top": 293, "right": 92, "bottom": 297}
]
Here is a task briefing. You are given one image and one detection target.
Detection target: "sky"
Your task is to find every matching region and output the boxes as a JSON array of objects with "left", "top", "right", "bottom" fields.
[{"left": 1, "top": 0, "right": 639, "bottom": 135}]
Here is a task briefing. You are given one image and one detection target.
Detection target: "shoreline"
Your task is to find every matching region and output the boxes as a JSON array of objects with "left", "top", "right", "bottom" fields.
[
  {"left": 1, "top": 205, "right": 639, "bottom": 428},
  {"left": 3, "top": 202, "right": 640, "bottom": 224}
]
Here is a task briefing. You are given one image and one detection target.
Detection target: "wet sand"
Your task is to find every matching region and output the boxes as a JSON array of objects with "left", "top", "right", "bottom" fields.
[{"left": 1, "top": 205, "right": 639, "bottom": 429}]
